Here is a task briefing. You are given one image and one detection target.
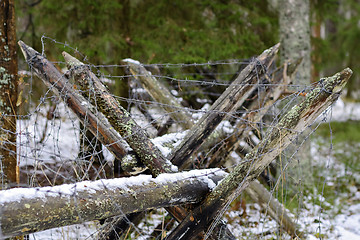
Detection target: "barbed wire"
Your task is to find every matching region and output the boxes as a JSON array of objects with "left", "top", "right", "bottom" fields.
[{"left": 0, "top": 37, "right": 353, "bottom": 239}]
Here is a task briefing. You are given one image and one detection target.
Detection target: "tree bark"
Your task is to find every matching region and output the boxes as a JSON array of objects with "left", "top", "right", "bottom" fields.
[
  {"left": 279, "top": 0, "right": 311, "bottom": 86},
  {"left": 207, "top": 59, "right": 302, "bottom": 168},
  {"left": 166, "top": 68, "right": 352, "bottom": 240},
  {"left": 0, "top": 0, "right": 18, "bottom": 189},
  {"left": 0, "top": 168, "right": 226, "bottom": 238}
]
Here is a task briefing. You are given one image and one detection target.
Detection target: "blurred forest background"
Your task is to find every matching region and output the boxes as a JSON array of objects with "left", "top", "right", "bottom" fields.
[{"left": 15, "top": 0, "right": 360, "bottom": 100}]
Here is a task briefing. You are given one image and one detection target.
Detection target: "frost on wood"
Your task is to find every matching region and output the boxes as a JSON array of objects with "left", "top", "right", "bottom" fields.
[
  {"left": 0, "top": 169, "right": 227, "bottom": 238},
  {"left": 166, "top": 68, "right": 352, "bottom": 240}
]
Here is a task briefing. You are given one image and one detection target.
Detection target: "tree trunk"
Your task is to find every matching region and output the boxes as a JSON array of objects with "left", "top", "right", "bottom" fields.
[
  {"left": 279, "top": 0, "right": 311, "bottom": 86},
  {"left": 0, "top": 0, "right": 18, "bottom": 189},
  {"left": 0, "top": 168, "right": 226, "bottom": 238},
  {"left": 166, "top": 68, "right": 352, "bottom": 240}
]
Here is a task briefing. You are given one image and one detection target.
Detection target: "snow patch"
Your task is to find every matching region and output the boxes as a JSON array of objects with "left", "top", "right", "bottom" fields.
[{"left": 122, "top": 58, "right": 141, "bottom": 65}]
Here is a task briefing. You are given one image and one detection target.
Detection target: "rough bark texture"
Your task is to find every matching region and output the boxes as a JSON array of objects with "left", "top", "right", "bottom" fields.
[
  {"left": 279, "top": 0, "right": 311, "bottom": 86},
  {"left": 166, "top": 68, "right": 352, "bottom": 240},
  {"left": 63, "top": 52, "right": 175, "bottom": 176},
  {"left": 0, "top": 0, "right": 18, "bottom": 189},
  {"left": 169, "top": 44, "right": 280, "bottom": 169},
  {"left": 0, "top": 169, "right": 226, "bottom": 238},
  {"left": 17, "top": 41, "right": 129, "bottom": 162}
]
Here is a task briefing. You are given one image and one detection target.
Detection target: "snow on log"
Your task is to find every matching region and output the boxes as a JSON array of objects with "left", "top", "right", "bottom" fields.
[
  {"left": 0, "top": 169, "right": 226, "bottom": 238},
  {"left": 166, "top": 68, "right": 352, "bottom": 240}
]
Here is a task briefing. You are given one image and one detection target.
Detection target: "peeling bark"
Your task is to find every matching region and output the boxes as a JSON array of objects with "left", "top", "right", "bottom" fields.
[{"left": 166, "top": 68, "right": 352, "bottom": 240}]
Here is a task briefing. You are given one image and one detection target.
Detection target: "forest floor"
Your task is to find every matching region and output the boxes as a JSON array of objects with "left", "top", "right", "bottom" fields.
[{"left": 16, "top": 98, "right": 360, "bottom": 240}]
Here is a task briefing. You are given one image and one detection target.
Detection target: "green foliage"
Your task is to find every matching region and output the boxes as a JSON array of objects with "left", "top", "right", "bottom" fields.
[
  {"left": 311, "top": 0, "right": 360, "bottom": 97},
  {"left": 16, "top": 0, "right": 278, "bottom": 64},
  {"left": 315, "top": 120, "right": 360, "bottom": 144}
]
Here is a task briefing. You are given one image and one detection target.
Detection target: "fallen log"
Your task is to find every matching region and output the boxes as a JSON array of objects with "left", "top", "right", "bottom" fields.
[
  {"left": 62, "top": 53, "right": 222, "bottom": 235},
  {"left": 0, "top": 168, "right": 226, "bottom": 238},
  {"left": 166, "top": 68, "right": 352, "bottom": 240}
]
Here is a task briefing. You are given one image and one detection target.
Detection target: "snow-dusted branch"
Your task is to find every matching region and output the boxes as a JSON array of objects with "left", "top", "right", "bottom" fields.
[
  {"left": 124, "top": 58, "right": 194, "bottom": 130},
  {"left": 0, "top": 169, "right": 226, "bottom": 238}
]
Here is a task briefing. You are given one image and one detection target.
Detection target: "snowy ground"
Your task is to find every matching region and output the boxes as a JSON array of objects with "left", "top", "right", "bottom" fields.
[{"left": 10, "top": 97, "right": 360, "bottom": 239}]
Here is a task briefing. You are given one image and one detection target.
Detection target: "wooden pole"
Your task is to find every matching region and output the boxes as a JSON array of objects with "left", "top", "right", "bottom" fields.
[
  {"left": 166, "top": 68, "right": 352, "bottom": 240},
  {"left": 126, "top": 55, "right": 303, "bottom": 238}
]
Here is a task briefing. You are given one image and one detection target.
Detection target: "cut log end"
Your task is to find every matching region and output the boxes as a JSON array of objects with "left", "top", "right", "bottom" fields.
[
  {"left": 62, "top": 51, "right": 85, "bottom": 68},
  {"left": 18, "top": 40, "right": 39, "bottom": 62}
]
